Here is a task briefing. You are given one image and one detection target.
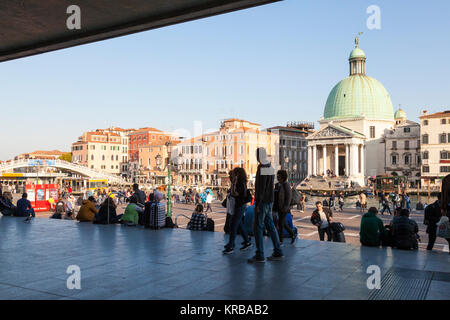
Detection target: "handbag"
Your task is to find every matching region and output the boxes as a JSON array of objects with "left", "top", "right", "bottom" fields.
[
  {"left": 436, "top": 216, "right": 450, "bottom": 238},
  {"left": 226, "top": 195, "right": 235, "bottom": 216}
]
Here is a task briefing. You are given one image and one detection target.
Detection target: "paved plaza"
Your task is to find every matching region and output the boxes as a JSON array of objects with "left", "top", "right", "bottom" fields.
[{"left": 0, "top": 213, "right": 449, "bottom": 300}]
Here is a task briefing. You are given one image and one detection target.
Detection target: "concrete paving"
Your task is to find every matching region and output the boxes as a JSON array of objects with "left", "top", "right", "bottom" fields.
[{"left": 0, "top": 215, "right": 448, "bottom": 300}]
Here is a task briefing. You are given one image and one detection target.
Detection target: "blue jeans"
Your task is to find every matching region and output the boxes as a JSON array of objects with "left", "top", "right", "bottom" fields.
[
  {"left": 226, "top": 204, "right": 249, "bottom": 249},
  {"left": 253, "top": 202, "right": 283, "bottom": 258}
]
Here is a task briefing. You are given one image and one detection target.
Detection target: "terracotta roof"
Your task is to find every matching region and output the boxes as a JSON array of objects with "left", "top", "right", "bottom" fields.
[
  {"left": 129, "top": 127, "right": 163, "bottom": 134},
  {"left": 420, "top": 110, "right": 450, "bottom": 119},
  {"left": 29, "top": 150, "right": 64, "bottom": 155},
  {"left": 223, "top": 118, "right": 260, "bottom": 126}
]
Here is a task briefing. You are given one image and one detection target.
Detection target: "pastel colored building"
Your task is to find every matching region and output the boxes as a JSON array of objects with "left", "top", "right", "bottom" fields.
[
  {"left": 174, "top": 119, "right": 279, "bottom": 187},
  {"left": 420, "top": 110, "right": 450, "bottom": 188},
  {"left": 71, "top": 130, "right": 125, "bottom": 175}
]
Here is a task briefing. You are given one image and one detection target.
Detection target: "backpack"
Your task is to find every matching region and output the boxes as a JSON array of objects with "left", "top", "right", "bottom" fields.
[
  {"left": 165, "top": 216, "right": 175, "bottom": 228},
  {"left": 329, "top": 222, "right": 346, "bottom": 242},
  {"left": 330, "top": 222, "right": 346, "bottom": 233},
  {"left": 393, "top": 218, "right": 416, "bottom": 249},
  {"left": 424, "top": 201, "right": 440, "bottom": 225},
  {"left": 206, "top": 218, "right": 215, "bottom": 232}
]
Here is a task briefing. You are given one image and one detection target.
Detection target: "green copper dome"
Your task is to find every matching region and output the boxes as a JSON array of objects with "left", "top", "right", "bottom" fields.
[
  {"left": 324, "top": 75, "right": 394, "bottom": 120},
  {"left": 394, "top": 108, "right": 406, "bottom": 119},
  {"left": 349, "top": 47, "right": 366, "bottom": 59}
]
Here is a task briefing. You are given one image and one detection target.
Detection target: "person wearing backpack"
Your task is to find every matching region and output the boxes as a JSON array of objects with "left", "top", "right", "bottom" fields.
[
  {"left": 392, "top": 209, "right": 419, "bottom": 250},
  {"left": 223, "top": 168, "right": 252, "bottom": 254},
  {"left": 425, "top": 193, "right": 450, "bottom": 251},
  {"left": 274, "top": 170, "right": 296, "bottom": 245}
]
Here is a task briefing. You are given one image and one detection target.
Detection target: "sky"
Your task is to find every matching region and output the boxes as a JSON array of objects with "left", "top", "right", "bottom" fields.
[{"left": 1, "top": 0, "right": 450, "bottom": 160}]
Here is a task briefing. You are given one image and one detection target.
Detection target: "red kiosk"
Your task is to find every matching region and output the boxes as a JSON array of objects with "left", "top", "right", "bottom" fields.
[{"left": 26, "top": 184, "right": 59, "bottom": 212}]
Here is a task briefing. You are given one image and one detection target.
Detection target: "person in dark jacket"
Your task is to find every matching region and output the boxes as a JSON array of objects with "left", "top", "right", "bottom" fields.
[
  {"left": 274, "top": 170, "right": 296, "bottom": 244},
  {"left": 223, "top": 167, "right": 251, "bottom": 253},
  {"left": 311, "top": 201, "right": 333, "bottom": 241},
  {"left": 15, "top": 193, "right": 35, "bottom": 219},
  {"left": 248, "top": 147, "right": 283, "bottom": 263},
  {"left": 94, "top": 196, "right": 119, "bottom": 224},
  {"left": 360, "top": 207, "right": 386, "bottom": 246},
  {"left": 392, "top": 209, "right": 419, "bottom": 250},
  {"left": 424, "top": 193, "right": 450, "bottom": 250},
  {"left": 132, "top": 183, "right": 146, "bottom": 208},
  {"left": 0, "top": 191, "right": 16, "bottom": 216}
]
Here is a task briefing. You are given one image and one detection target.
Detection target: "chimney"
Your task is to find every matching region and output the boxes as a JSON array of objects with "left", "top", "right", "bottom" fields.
[{"left": 423, "top": 110, "right": 428, "bottom": 115}]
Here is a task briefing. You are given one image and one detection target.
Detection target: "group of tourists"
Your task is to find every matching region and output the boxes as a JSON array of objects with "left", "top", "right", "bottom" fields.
[
  {"left": 212, "top": 147, "right": 297, "bottom": 263},
  {"left": 322, "top": 191, "right": 346, "bottom": 212},
  {"left": 0, "top": 189, "right": 35, "bottom": 220},
  {"left": 378, "top": 191, "right": 411, "bottom": 215},
  {"left": 359, "top": 191, "right": 450, "bottom": 253}
]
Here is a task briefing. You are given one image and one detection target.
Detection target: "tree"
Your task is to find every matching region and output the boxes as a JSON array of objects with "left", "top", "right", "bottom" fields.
[{"left": 59, "top": 153, "right": 71, "bottom": 162}]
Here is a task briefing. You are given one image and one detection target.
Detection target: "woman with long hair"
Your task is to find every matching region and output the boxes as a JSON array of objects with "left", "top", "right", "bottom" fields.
[
  {"left": 94, "top": 196, "right": 118, "bottom": 224},
  {"left": 223, "top": 167, "right": 252, "bottom": 254}
]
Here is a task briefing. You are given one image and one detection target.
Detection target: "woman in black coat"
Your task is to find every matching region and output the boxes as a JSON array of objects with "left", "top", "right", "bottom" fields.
[
  {"left": 274, "top": 170, "right": 296, "bottom": 244},
  {"left": 94, "top": 197, "right": 118, "bottom": 224}
]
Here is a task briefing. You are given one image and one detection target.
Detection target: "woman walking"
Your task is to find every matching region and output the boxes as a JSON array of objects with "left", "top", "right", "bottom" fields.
[{"left": 223, "top": 168, "right": 252, "bottom": 254}]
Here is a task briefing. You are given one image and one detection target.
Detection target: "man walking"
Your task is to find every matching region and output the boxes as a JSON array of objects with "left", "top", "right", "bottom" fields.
[
  {"left": 310, "top": 201, "right": 333, "bottom": 241},
  {"left": 425, "top": 193, "right": 450, "bottom": 251},
  {"left": 205, "top": 191, "right": 213, "bottom": 213},
  {"left": 248, "top": 147, "right": 284, "bottom": 263}
]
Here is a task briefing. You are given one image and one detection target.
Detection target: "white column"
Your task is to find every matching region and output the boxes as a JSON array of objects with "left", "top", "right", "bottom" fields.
[
  {"left": 307, "top": 146, "right": 312, "bottom": 176},
  {"left": 361, "top": 144, "right": 365, "bottom": 177},
  {"left": 323, "top": 145, "right": 327, "bottom": 175},
  {"left": 345, "top": 144, "right": 349, "bottom": 176},
  {"left": 313, "top": 145, "right": 317, "bottom": 175},
  {"left": 351, "top": 144, "right": 358, "bottom": 176},
  {"left": 334, "top": 144, "right": 339, "bottom": 176}
]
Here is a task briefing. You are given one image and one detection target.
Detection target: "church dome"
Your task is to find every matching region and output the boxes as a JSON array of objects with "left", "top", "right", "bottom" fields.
[
  {"left": 349, "top": 47, "right": 365, "bottom": 59},
  {"left": 394, "top": 108, "right": 406, "bottom": 120},
  {"left": 323, "top": 39, "right": 394, "bottom": 121}
]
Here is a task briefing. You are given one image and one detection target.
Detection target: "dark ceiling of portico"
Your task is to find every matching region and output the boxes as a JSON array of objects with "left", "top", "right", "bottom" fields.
[{"left": 0, "top": 0, "right": 280, "bottom": 63}]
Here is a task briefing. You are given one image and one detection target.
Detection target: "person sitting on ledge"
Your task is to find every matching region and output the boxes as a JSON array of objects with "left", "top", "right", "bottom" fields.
[
  {"left": 0, "top": 191, "right": 16, "bottom": 216},
  {"left": 360, "top": 207, "right": 386, "bottom": 247},
  {"left": 392, "top": 209, "right": 419, "bottom": 250},
  {"left": 94, "top": 196, "right": 119, "bottom": 224},
  {"left": 120, "top": 195, "right": 142, "bottom": 226},
  {"left": 187, "top": 204, "right": 207, "bottom": 231},
  {"left": 76, "top": 196, "right": 97, "bottom": 222},
  {"left": 15, "top": 193, "right": 35, "bottom": 219}
]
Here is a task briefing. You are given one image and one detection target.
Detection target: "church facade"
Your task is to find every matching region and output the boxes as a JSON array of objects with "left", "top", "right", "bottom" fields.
[{"left": 306, "top": 38, "right": 397, "bottom": 187}]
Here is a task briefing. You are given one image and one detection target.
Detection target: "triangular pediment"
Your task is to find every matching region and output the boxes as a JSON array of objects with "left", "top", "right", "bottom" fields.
[{"left": 307, "top": 125, "right": 364, "bottom": 139}]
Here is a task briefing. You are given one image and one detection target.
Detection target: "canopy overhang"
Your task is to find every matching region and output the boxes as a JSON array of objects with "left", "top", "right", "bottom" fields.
[{"left": 0, "top": 0, "right": 281, "bottom": 63}]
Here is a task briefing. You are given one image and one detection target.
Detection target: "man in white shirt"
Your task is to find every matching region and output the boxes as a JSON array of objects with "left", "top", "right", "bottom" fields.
[{"left": 205, "top": 191, "right": 213, "bottom": 213}]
